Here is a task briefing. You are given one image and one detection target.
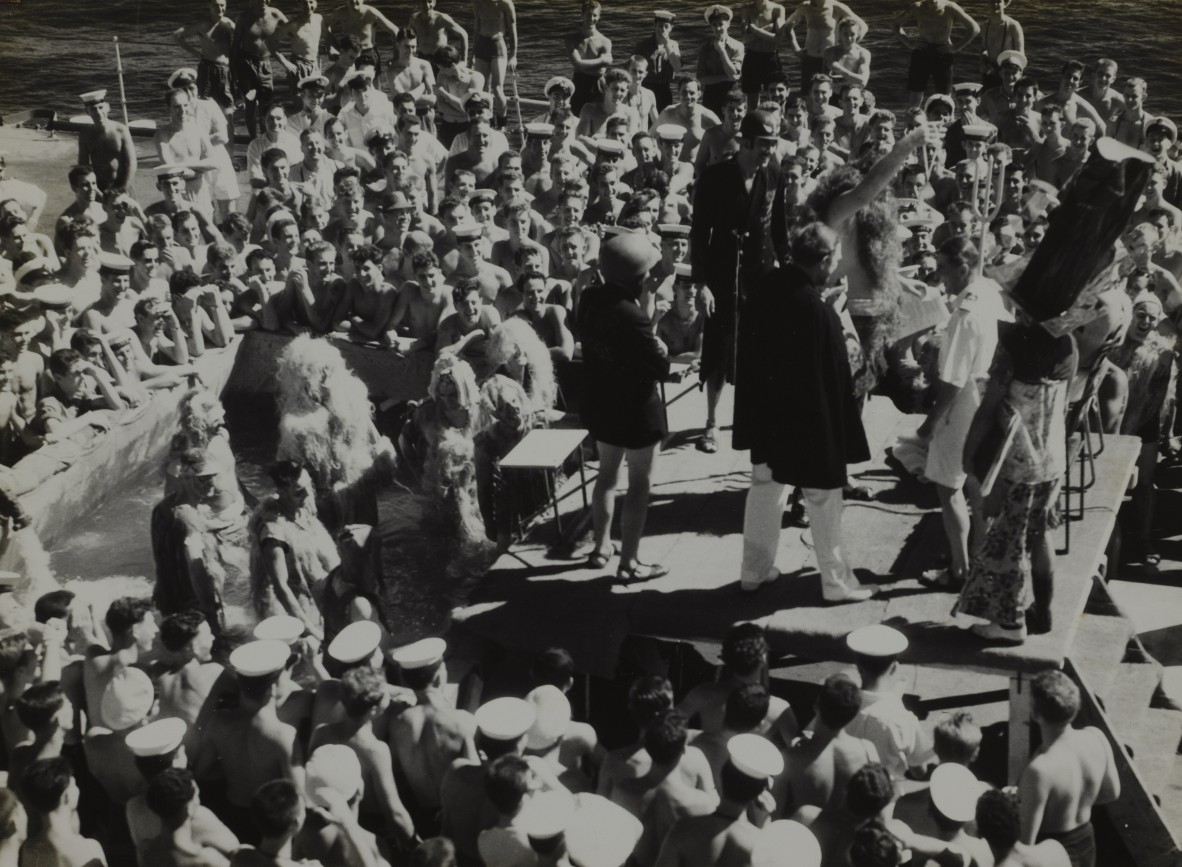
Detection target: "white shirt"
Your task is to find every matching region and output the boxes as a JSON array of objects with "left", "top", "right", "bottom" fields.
[
  {"left": 938, "top": 276, "right": 1009, "bottom": 388},
  {"left": 246, "top": 130, "right": 303, "bottom": 182},
  {"left": 846, "top": 689, "right": 934, "bottom": 780},
  {"left": 339, "top": 100, "right": 398, "bottom": 150}
]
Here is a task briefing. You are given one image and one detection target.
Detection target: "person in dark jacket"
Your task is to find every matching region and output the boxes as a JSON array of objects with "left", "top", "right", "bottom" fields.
[
  {"left": 690, "top": 109, "right": 789, "bottom": 454},
  {"left": 735, "top": 222, "right": 875, "bottom": 601},
  {"left": 578, "top": 232, "right": 671, "bottom": 584}
]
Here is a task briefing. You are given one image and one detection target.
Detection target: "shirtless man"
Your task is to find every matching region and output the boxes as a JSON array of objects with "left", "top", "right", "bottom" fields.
[
  {"left": 193, "top": 640, "right": 302, "bottom": 844},
  {"left": 82, "top": 596, "right": 158, "bottom": 730},
  {"left": 740, "top": 0, "right": 786, "bottom": 110},
  {"left": 435, "top": 278, "right": 502, "bottom": 358},
  {"left": 175, "top": 0, "right": 237, "bottom": 114},
  {"left": 388, "top": 250, "right": 453, "bottom": 352},
  {"left": 326, "top": 0, "right": 400, "bottom": 75},
  {"left": 785, "top": 0, "right": 866, "bottom": 93},
  {"left": 231, "top": 0, "right": 288, "bottom": 140},
  {"left": 568, "top": 1, "right": 614, "bottom": 119},
  {"left": 387, "top": 638, "right": 475, "bottom": 835},
  {"left": 652, "top": 734, "right": 780, "bottom": 867},
  {"left": 139, "top": 768, "right": 233, "bottom": 867},
  {"left": 1020, "top": 671, "right": 1119, "bottom": 867},
  {"left": 20, "top": 757, "right": 108, "bottom": 867},
  {"left": 979, "top": 0, "right": 1023, "bottom": 88},
  {"left": 514, "top": 270, "right": 575, "bottom": 361},
  {"left": 412, "top": 0, "right": 469, "bottom": 66},
  {"left": 676, "top": 624, "right": 798, "bottom": 747},
  {"left": 338, "top": 243, "right": 398, "bottom": 343},
  {"left": 778, "top": 673, "right": 879, "bottom": 822},
  {"left": 617, "top": 710, "right": 718, "bottom": 867},
  {"left": 309, "top": 667, "right": 417, "bottom": 845},
  {"left": 276, "top": 0, "right": 324, "bottom": 98},
  {"left": 76, "top": 90, "right": 137, "bottom": 195},
  {"left": 895, "top": 0, "right": 980, "bottom": 108},
  {"left": 653, "top": 77, "right": 721, "bottom": 168},
  {"left": 694, "top": 91, "right": 746, "bottom": 174},
  {"left": 389, "top": 29, "right": 437, "bottom": 99},
  {"left": 1083, "top": 59, "right": 1124, "bottom": 125},
  {"left": 447, "top": 222, "right": 512, "bottom": 302},
  {"left": 977, "top": 789, "right": 1071, "bottom": 867},
  {"left": 473, "top": 0, "right": 519, "bottom": 125},
  {"left": 1035, "top": 60, "right": 1107, "bottom": 137},
  {"left": 154, "top": 611, "right": 224, "bottom": 755}
]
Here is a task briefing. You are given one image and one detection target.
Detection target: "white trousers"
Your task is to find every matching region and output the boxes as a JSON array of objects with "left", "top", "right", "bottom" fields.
[{"left": 741, "top": 463, "right": 856, "bottom": 589}]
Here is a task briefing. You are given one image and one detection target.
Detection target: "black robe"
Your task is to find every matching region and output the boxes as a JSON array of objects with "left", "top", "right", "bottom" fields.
[{"left": 733, "top": 264, "right": 869, "bottom": 489}]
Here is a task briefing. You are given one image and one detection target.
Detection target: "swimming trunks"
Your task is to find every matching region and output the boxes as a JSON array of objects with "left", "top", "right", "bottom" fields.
[
  {"left": 198, "top": 59, "right": 235, "bottom": 109},
  {"left": 474, "top": 33, "right": 508, "bottom": 62},
  {"left": 232, "top": 53, "right": 274, "bottom": 103},
  {"left": 799, "top": 53, "right": 825, "bottom": 90},
  {"left": 1038, "top": 822, "right": 1095, "bottom": 867},
  {"left": 741, "top": 49, "right": 783, "bottom": 94},
  {"left": 907, "top": 43, "right": 955, "bottom": 94}
]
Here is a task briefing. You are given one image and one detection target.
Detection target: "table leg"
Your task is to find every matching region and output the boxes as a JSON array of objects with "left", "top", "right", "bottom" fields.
[
  {"left": 578, "top": 445, "right": 589, "bottom": 510},
  {"left": 548, "top": 470, "right": 562, "bottom": 538}
]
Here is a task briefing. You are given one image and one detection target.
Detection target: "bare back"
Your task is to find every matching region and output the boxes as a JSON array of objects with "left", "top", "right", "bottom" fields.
[
  {"left": 389, "top": 700, "right": 473, "bottom": 810},
  {"left": 207, "top": 709, "right": 298, "bottom": 806},
  {"left": 1022, "top": 726, "right": 1115, "bottom": 836}
]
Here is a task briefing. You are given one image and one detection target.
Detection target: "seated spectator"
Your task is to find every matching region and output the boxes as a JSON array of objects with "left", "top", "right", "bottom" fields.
[
  {"left": 284, "top": 239, "right": 348, "bottom": 334},
  {"left": 513, "top": 270, "right": 575, "bottom": 362},
  {"left": 435, "top": 279, "right": 501, "bottom": 363},
  {"left": 23, "top": 348, "right": 125, "bottom": 451},
  {"left": 656, "top": 267, "right": 704, "bottom": 367}
]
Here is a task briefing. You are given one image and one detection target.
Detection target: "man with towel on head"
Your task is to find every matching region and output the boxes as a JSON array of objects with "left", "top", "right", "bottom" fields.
[{"left": 295, "top": 743, "right": 389, "bottom": 865}]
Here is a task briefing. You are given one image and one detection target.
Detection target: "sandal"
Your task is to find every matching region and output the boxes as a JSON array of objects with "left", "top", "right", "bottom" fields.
[
  {"left": 844, "top": 484, "right": 875, "bottom": 502},
  {"left": 1144, "top": 551, "right": 1162, "bottom": 573},
  {"left": 787, "top": 499, "right": 810, "bottom": 528},
  {"left": 616, "top": 563, "right": 669, "bottom": 585},
  {"left": 698, "top": 427, "right": 719, "bottom": 453},
  {"left": 918, "top": 567, "right": 964, "bottom": 591},
  {"left": 586, "top": 543, "right": 620, "bottom": 570}
]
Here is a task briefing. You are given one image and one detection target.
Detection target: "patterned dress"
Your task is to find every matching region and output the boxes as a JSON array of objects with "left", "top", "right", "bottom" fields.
[{"left": 956, "top": 327, "right": 1076, "bottom": 628}]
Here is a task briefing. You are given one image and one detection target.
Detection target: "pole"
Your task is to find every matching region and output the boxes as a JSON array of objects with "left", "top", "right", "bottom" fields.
[
  {"left": 510, "top": 69, "right": 525, "bottom": 134},
  {"left": 114, "top": 37, "right": 130, "bottom": 127}
]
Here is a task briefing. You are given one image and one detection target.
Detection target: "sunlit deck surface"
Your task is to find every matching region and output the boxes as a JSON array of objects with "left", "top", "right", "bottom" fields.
[{"left": 454, "top": 382, "right": 1140, "bottom": 679}]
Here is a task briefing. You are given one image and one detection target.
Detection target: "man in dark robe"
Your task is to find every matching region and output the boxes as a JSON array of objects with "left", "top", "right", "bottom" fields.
[
  {"left": 734, "top": 222, "right": 875, "bottom": 601},
  {"left": 690, "top": 109, "right": 789, "bottom": 454}
]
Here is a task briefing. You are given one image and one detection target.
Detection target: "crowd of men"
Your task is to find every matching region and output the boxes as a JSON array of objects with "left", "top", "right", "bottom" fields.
[{"left": 0, "top": 0, "right": 1177, "bottom": 863}]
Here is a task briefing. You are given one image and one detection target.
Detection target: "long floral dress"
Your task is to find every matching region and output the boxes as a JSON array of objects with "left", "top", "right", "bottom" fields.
[{"left": 956, "top": 326, "right": 1077, "bottom": 628}]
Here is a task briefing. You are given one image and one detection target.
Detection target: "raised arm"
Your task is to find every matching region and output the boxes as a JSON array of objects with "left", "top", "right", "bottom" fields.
[
  {"left": 174, "top": 21, "right": 208, "bottom": 60},
  {"left": 783, "top": 4, "right": 805, "bottom": 54},
  {"left": 440, "top": 12, "right": 470, "bottom": 58},
  {"left": 827, "top": 123, "right": 940, "bottom": 227},
  {"left": 502, "top": 0, "right": 519, "bottom": 69},
  {"left": 834, "top": 1, "right": 867, "bottom": 37},
  {"left": 947, "top": 1, "right": 980, "bottom": 54}
]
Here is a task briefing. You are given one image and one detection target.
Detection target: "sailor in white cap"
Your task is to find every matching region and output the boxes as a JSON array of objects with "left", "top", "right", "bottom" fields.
[
  {"left": 195, "top": 639, "right": 303, "bottom": 834},
  {"left": 82, "top": 251, "right": 136, "bottom": 334},
  {"left": 77, "top": 86, "right": 137, "bottom": 194},
  {"left": 844, "top": 625, "right": 934, "bottom": 780},
  {"left": 288, "top": 72, "right": 334, "bottom": 137},
  {"left": 122, "top": 715, "right": 241, "bottom": 862},
  {"left": 924, "top": 763, "right": 994, "bottom": 863},
  {"left": 387, "top": 635, "right": 477, "bottom": 832},
  {"left": 297, "top": 740, "right": 392, "bottom": 863},
  {"left": 519, "top": 788, "right": 576, "bottom": 863},
  {"left": 441, "top": 696, "right": 568, "bottom": 863},
  {"left": 254, "top": 614, "right": 306, "bottom": 645},
  {"left": 979, "top": 50, "right": 1027, "bottom": 124},
  {"left": 655, "top": 733, "right": 782, "bottom": 867},
  {"left": 522, "top": 685, "right": 600, "bottom": 793},
  {"left": 751, "top": 820, "right": 821, "bottom": 867},
  {"left": 81, "top": 667, "right": 158, "bottom": 805},
  {"left": 308, "top": 666, "right": 418, "bottom": 845},
  {"left": 946, "top": 83, "right": 998, "bottom": 167}
]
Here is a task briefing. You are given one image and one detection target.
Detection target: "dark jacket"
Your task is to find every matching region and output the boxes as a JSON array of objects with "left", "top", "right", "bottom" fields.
[
  {"left": 577, "top": 282, "right": 671, "bottom": 449},
  {"left": 733, "top": 264, "right": 869, "bottom": 488}
]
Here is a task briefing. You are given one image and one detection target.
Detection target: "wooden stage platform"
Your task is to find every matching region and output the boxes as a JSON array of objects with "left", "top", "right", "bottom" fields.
[{"left": 453, "top": 383, "right": 1141, "bottom": 684}]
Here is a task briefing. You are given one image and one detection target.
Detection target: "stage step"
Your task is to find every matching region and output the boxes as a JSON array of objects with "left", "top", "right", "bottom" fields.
[
  {"left": 1160, "top": 756, "right": 1182, "bottom": 831},
  {"left": 1127, "top": 708, "right": 1182, "bottom": 803},
  {"left": 1071, "top": 613, "right": 1135, "bottom": 706}
]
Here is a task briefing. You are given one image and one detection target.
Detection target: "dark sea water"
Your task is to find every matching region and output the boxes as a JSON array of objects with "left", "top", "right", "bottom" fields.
[{"left": 2, "top": 0, "right": 1182, "bottom": 124}]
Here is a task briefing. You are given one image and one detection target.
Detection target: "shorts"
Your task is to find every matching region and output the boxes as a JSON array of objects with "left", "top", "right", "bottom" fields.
[
  {"left": 474, "top": 33, "right": 508, "bottom": 62},
  {"left": 357, "top": 45, "right": 383, "bottom": 75},
  {"left": 289, "top": 56, "right": 317, "bottom": 91},
  {"left": 907, "top": 43, "right": 955, "bottom": 94},
  {"left": 924, "top": 380, "right": 983, "bottom": 489},
  {"left": 572, "top": 71, "right": 602, "bottom": 115},
  {"left": 799, "top": 53, "right": 825, "bottom": 90},
  {"left": 233, "top": 53, "right": 274, "bottom": 102},
  {"left": 702, "top": 80, "right": 736, "bottom": 116},
  {"left": 741, "top": 49, "right": 782, "bottom": 94},
  {"left": 198, "top": 59, "right": 234, "bottom": 109},
  {"left": 1037, "top": 823, "right": 1095, "bottom": 867}
]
